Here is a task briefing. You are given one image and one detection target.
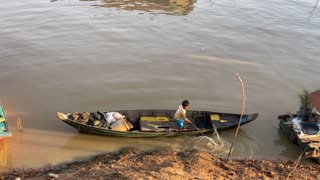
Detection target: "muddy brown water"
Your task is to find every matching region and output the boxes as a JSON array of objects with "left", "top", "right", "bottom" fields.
[{"left": 0, "top": 0, "right": 320, "bottom": 171}]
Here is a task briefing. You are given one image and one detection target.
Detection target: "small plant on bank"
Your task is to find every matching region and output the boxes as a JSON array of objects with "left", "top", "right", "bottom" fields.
[{"left": 298, "top": 88, "right": 312, "bottom": 121}]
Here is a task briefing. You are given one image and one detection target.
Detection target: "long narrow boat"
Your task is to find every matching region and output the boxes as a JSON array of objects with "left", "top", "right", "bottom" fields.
[
  {"left": 0, "top": 104, "right": 11, "bottom": 140},
  {"left": 57, "top": 109, "right": 258, "bottom": 138}
]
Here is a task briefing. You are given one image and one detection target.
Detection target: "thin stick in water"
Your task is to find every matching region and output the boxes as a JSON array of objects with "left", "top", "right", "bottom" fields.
[
  {"left": 228, "top": 73, "right": 245, "bottom": 158},
  {"left": 17, "top": 116, "right": 23, "bottom": 131}
]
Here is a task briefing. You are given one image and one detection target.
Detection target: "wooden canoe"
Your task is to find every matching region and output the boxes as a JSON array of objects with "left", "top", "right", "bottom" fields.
[
  {"left": 0, "top": 105, "right": 11, "bottom": 140},
  {"left": 57, "top": 109, "right": 258, "bottom": 138}
]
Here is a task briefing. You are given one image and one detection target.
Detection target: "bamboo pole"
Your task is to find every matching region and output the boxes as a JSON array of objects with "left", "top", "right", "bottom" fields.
[
  {"left": 228, "top": 73, "right": 245, "bottom": 158},
  {"left": 315, "top": 0, "right": 319, "bottom": 8}
]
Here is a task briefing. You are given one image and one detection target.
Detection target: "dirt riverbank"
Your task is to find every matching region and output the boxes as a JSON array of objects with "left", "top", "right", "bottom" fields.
[{"left": 1, "top": 148, "right": 319, "bottom": 180}]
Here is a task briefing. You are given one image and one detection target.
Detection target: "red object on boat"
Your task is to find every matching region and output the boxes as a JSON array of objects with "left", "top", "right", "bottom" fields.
[{"left": 308, "top": 90, "right": 320, "bottom": 112}]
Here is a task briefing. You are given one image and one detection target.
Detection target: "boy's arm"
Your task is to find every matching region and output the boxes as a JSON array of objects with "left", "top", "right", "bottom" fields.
[{"left": 182, "top": 114, "right": 192, "bottom": 123}]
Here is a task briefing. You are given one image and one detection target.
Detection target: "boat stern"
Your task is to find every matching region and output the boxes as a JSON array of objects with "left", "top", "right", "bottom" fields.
[{"left": 241, "top": 113, "right": 259, "bottom": 124}]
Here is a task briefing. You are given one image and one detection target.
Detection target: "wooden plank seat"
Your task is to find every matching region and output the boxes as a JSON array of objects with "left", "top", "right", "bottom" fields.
[{"left": 140, "top": 116, "right": 177, "bottom": 132}]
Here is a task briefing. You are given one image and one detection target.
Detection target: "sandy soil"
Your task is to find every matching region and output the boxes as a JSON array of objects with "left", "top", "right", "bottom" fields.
[{"left": 1, "top": 148, "right": 320, "bottom": 180}]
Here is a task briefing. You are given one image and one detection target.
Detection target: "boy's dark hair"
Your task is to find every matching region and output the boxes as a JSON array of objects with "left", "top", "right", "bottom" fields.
[{"left": 182, "top": 100, "right": 190, "bottom": 107}]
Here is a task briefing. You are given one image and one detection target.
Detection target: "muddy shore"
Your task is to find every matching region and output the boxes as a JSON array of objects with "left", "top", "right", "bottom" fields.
[{"left": 1, "top": 148, "right": 319, "bottom": 180}]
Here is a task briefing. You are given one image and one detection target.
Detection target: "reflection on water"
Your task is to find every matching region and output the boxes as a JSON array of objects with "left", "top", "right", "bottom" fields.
[
  {"left": 274, "top": 128, "right": 301, "bottom": 159},
  {"left": 83, "top": 0, "right": 195, "bottom": 15},
  {"left": 0, "top": 140, "right": 10, "bottom": 172}
]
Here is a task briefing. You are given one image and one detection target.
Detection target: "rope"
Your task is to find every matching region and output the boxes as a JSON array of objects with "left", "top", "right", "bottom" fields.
[{"left": 190, "top": 122, "right": 223, "bottom": 147}]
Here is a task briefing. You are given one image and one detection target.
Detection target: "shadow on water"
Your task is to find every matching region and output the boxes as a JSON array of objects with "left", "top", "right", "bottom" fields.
[
  {"left": 60, "top": 131, "right": 203, "bottom": 152},
  {"left": 52, "top": 132, "right": 203, "bottom": 164},
  {"left": 273, "top": 128, "right": 301, "bottom": 159},
  {"left": 81, "top": 0, "right": 196, "bottom": 15}
]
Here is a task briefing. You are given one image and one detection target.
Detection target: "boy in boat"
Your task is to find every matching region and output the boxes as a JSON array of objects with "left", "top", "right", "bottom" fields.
[{"left": 174, "top": 100, "right": 192, "bottom": 130}]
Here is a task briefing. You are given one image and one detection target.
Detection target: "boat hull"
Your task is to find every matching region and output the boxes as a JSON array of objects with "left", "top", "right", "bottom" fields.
[
  {"left": 278, "top": 114, "right": 320, "bottom": 163},
  {"left": 0, "top": 105, "right": 11, "bottom": 139},
  {"left": 58, "top": 109, "right": 258, "bottom": 138}
]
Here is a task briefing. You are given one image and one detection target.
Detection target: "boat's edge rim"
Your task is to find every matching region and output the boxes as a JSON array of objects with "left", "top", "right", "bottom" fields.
[{"left": 56, "top": 110, "right": 259, "bottom": 133}]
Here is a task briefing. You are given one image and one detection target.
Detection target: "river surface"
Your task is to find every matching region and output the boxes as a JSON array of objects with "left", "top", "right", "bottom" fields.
[{"left": 0, "top": 0, "right": 320, "bottom": 171}]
